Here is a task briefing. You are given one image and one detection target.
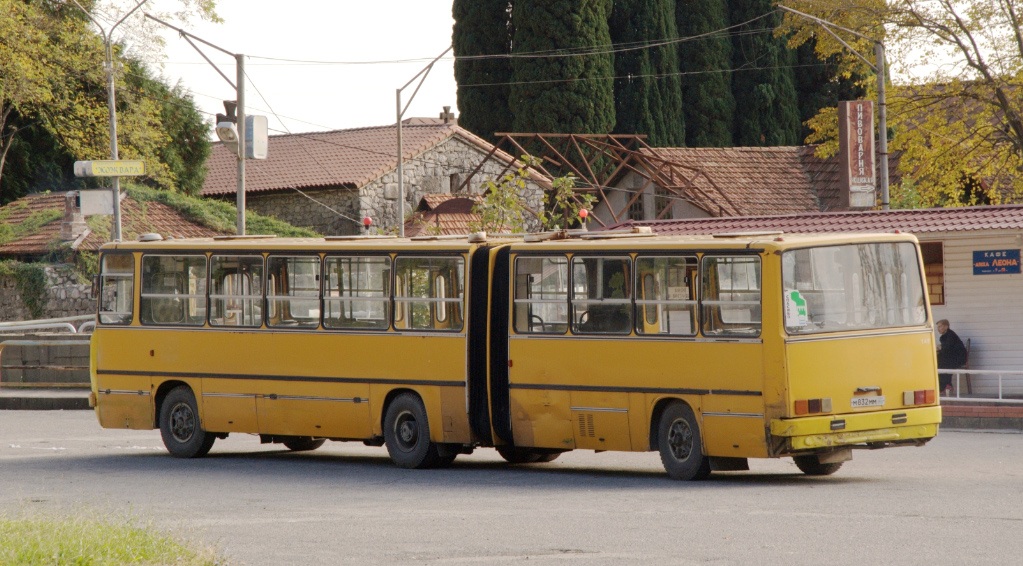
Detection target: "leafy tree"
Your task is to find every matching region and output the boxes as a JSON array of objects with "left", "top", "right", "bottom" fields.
[
  {"left": 729, "top": 0, "right": 802, "bottom": 146},
  {"left": 0, "top": 1, "right": 218, "bottom": 201},
  {"left": 794, "top": 40, "right": 866, "bottom": 141},
  {"left": 453, "top": 0, "right": 514, "bottom": 142},
  {"left": 609, "top": 0, "right": 685, "bottom": 146},
  {"left": 509, "top": 0, "right": 616, "bottom": 134},
  {"left": 782, "top": 0, "right": 1023, "bottom": 206},
  {"left": 471, "top": 155, "right": 596, "bottom": 233},
  {"left": 676, "top": 0, "right": 736, "bottom": 147},
  {"left": 124, "top": 60, "right": 210, "bottom": 195}
]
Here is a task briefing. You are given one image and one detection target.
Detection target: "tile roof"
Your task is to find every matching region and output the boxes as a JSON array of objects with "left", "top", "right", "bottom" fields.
[
  {"left": 404, "top": 195, "right": 487, "bottom": 237},
  {"left": 0, "top": 192, "right": 227, "bottom": 256},
  {"left": 611, "top": 204, "right": 1023, "bottom": 235},
  {"left": 640, "top": 146, "right": 900, "bottom": 216},
  {"left": 202, "top": 120, "right": 530, "bottom": 197}
]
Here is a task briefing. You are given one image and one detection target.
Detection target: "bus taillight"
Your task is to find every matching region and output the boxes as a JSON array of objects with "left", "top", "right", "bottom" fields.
[
  {"left": 794, "top": 398, "right": 832, "bottom": 415},
  {"left": 904, "top": 390, "right": 936, "bottom": 406}
]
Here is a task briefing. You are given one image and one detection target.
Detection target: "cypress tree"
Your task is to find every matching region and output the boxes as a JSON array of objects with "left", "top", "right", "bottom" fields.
[
  {"left": 676, "top": 0, "right": 736, "bottom": 147},
  {"left": 609, "top": 0, "right": 685, "bottom": 147},
  {"left": 728, "top": 0, "right": 801, "bottom": 146},
  {"left": 794, "top": 40, "right": 866, "bottom": 141},
  {"left": 452, "top": 0, "right": 514, "bottom": 141},
  {"left": 509, "top": 0, "right": 616, "bottom": 134}
]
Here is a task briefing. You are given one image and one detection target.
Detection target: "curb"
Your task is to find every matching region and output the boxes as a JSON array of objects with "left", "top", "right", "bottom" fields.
[{"left": 0, "top": 389, "right": 90, "bottom": 411}]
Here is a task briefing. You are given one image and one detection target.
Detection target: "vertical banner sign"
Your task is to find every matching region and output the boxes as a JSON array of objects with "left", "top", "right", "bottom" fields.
[{"left": 838, "top": 101, "right": 876, "bottom": 208}]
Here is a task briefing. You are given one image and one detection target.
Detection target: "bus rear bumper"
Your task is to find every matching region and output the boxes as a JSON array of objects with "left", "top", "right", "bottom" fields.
[{"left": 770, "top": 406, "right": 941, "bottom": 452}]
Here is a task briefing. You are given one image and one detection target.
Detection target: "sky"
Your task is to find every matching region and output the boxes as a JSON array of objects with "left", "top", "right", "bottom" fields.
[{"left": 148, "top": 0, "right": 458, "bottom": 135}]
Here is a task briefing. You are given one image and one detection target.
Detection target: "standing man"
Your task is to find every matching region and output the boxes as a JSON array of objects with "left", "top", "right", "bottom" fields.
[{"left": 936, "top": 319, "right": 968, "bottom": 396}]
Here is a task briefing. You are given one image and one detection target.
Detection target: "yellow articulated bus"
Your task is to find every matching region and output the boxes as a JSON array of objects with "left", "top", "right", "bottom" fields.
[{"left": 90, "top": 230, "right": 941, "bottom": 480}]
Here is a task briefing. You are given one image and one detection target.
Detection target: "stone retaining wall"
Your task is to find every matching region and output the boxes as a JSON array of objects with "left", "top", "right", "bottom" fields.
[{"left": 0, "top": 265, "right": 94, "bottom": 322}]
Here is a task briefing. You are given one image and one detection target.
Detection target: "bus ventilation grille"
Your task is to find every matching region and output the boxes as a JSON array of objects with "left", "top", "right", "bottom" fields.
[{"left": 577, "top": 414, "right": 595, "bottom": 438}]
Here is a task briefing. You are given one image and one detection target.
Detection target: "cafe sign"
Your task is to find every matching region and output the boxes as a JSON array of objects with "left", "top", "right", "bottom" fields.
[{"left": 973, "top": 249, "right": 1021, "bottom": 275}]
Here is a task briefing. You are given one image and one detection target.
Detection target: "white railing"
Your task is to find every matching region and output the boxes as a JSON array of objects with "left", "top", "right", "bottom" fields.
[
  {"left": 942, "top": 369, "right": 1023, "bottom": 402},
  {"left": 0, "top": 315, "right": 96, "bottom": 335}
]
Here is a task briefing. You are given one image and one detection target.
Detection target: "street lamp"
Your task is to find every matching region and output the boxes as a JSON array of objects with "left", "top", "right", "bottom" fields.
[
  {"left": 396, "top": 47, "right": 452, "bottom": 237},
  {"left": 145, "top": 14, "right": 248, "bottom": 234},
  {"left": 73, "top": 0, "right": 148, "bottom": 241},
  {"left": 778, "top": 4, "right": 890, "bottom": 210}
]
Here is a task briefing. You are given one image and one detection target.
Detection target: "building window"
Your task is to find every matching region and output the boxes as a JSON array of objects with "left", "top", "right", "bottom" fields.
[{"left": 920, "top": 242, "right": 944, "bottom": 305}]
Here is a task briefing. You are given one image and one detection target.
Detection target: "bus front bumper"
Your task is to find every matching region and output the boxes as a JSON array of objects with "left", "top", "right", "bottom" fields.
[{"left": 770, "top": 406, "right": 942, "bottom": 451}]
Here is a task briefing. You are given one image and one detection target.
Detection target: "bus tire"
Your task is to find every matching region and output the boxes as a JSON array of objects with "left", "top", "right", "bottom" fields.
[
  {"left": 283, "top": 437, "right": 326, "bottom": 452},
  {"left": 159, "top": 386, "right": 216, "bottom": 458},
  {"left": 793, "top": 455, "right": 844, "bottom": 476},
  {"left": 384, "top": 392, "right": 440, "bottom": 469},
  {"left": 657, "top": 402, "right": 710, "bottom": 481},
  {"left": 496, "top": 447, "right": 562, "bottom": 464}
]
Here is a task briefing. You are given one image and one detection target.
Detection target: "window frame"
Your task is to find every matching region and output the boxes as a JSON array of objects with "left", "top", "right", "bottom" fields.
[{"left": 139, "top": 253, "right": 209, "bottom": 327}]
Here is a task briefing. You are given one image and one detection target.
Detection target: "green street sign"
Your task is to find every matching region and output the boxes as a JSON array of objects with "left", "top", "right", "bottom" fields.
[{"left": 74, "top": 160, "right": 146, "bottom": 177}]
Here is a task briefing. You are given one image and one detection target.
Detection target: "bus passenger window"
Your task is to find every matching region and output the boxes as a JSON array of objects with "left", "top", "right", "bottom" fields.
[
  {"left": 99, "top": 253, "right": 134, "bottom": 325},
  {"left": 323, "top": 256, "right": 390, "bottom": 330},
  {"left": 140, "top": 255, "right": 207, "bottom": 326},
  {"left": 701, "top": 256, "right": 761, "bottom": 337},
  {"left": 267, "top": 256, "right": 320, "bottom": 329},
  {"left": 209, "top": 255, "right": 263, "bottom": 327},
  {"left": 393, "top": 256, "right": 463, "bottom": 331},
  {"left": 513, "top": 256, "right": 569, "bottom": 334},
  {"left": 571, "top": 256, "right": 632, "bottom": 335},
  {"left": 635, "top": 256, "right": 697, "bottom": 336}
]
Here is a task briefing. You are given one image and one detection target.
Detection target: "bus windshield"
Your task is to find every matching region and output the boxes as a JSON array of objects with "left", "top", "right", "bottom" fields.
[{"left": 782, "top": 242, "right": 927, "bottom": 334}]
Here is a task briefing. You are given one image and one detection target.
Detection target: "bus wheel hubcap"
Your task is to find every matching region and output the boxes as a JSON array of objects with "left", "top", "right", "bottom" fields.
[
  {"left": 667, "top": 418, "right": 693, "bottom": 461},
  {"left": 170, "top": 403, "right": 195, "bottom": 443},
  {"left": 396, "top": 412, "right": 418, "bottom": 451}
]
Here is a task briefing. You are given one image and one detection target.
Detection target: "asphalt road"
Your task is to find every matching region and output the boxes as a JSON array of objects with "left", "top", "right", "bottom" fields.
[{"left": 1, "top": 411, "right": 1021, "bottom": 565}]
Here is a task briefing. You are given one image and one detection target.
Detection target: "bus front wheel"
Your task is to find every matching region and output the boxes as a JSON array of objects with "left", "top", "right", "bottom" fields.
[
  {"left": 657, "top": 402, "right": 710, "bottom": 481},
  {"left": 159, "top": 386, "right": 216, "bottom": 458},
  {"left": 384, "top": 393, "right": 441, "bottom": 469}
]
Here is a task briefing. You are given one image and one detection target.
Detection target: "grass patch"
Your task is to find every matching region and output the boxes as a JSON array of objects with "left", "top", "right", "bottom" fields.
[
  {"left": 123, "top": 184, "right": 320, "bottom": 238},
  {"left": 0, "top": 513, "right": 229, "bottom": 565}
]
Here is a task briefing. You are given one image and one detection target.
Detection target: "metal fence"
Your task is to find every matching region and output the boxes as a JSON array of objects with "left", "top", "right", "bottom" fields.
[{"left": 943, "top": 369, "right": 1023, "bottom": 402}]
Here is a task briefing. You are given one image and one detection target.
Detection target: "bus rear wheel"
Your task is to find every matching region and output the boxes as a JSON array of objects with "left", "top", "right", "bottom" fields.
[
  {"left": 657, "top": 402, "right": 710, "bottom": 481},
  {"left": 496, "top": 447, "right": 562, "bottom": 464},
  {"left": 793, "top": 455, "right": 844, "bottom": 476},
  {"left": 159, "top": 386, "right": 215, "bottom": 458},
  {"left": 283, "top": 437, "right": 326, "bottom": 452},
  {"left": 384, "top": 393, "right": 441, "bottom": 469}
]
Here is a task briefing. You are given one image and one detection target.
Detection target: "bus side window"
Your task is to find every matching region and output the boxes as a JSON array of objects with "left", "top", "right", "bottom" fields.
[
  {"left": 571, "top": 256, "right": 632, "bottom": 334},
  {"left": 140, "top": 255, "right": 207, "bottom": 326},
  {"left": 266, "top": 255, "right": 320, "bottom": 329},
  {"left": 99, "top": 253, "right": 135, "bottom": 325},
  {"left": 323, "top": 255, "right": 390, "bottom": 330},
  {"left": 701, "top": 256, "right": 761, "bottom": 337},
  {"left": 513, "top": 256, "right": 569, "bottom": 334},
  {"left": 209, "top": 255, "right": 263, "bottom": 327},
  {"left": 635, "top": 256, "right": 697, "bottom": 336},
  {"left": 394, "top": 256, "right": 464, "bottom": 331}
]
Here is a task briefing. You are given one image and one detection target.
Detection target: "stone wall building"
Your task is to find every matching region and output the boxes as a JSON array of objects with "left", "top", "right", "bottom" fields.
[{"left": 201, "top": 117, "right": 549, "bottom": 235}]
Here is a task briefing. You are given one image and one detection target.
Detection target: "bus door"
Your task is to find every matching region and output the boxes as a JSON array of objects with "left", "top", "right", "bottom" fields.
[
  {"left": 504, "top": 254, "right": 575, "bottom": 449},
  {"left": 257, "top": 254, "right": 348, "bottom": 437}
]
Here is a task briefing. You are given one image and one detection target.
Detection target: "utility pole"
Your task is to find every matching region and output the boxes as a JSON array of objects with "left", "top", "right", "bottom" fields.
[
  {"left": 73, "top": 0, "right": 149, "bottom": 241},
  {"left": 396, "top": 47, "right": 452, "bottom": 237},
  {"left": 777, "top": 4, "right": 890, "bottom": 210}
]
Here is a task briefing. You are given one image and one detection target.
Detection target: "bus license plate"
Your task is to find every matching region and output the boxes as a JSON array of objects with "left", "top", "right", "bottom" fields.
[{"left": 851, "top": 396, "right": 885, "bottom": 408}]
